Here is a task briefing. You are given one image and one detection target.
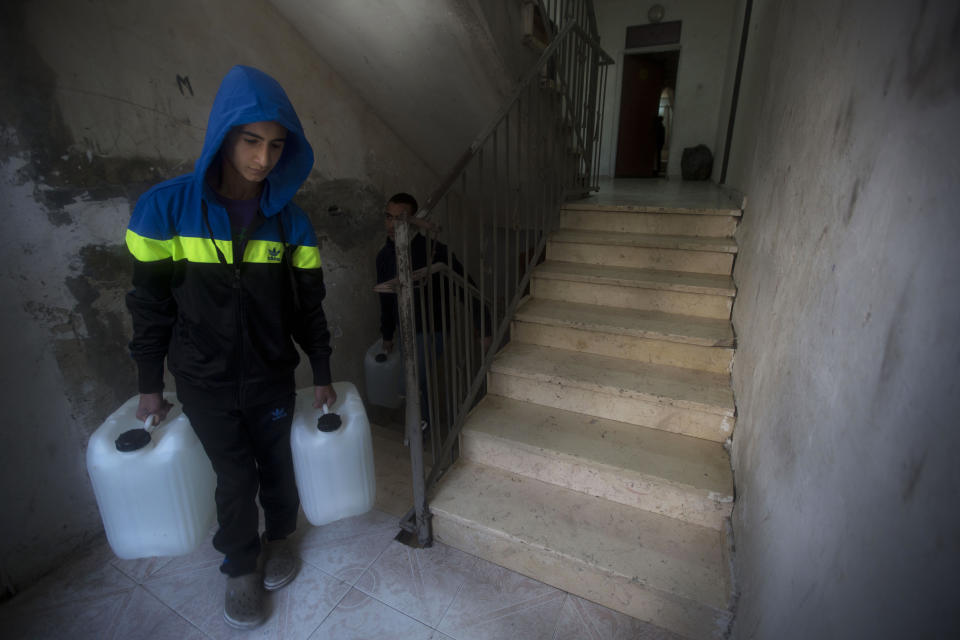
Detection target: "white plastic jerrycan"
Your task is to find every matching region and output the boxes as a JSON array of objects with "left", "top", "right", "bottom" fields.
[
  {"left": 86, "top": 394, "right": 216, "bottom": 559},
  {"left": 364, "top": 338, "right": 404, "bottom": 409},
  {"left": 291, "top": 382, "right": 376, "bottom": 526}
]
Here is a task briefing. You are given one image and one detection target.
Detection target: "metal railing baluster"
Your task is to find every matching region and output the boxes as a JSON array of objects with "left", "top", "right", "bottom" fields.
[{"left": 396, "top": 9, "right": 612, "bottom": 543}]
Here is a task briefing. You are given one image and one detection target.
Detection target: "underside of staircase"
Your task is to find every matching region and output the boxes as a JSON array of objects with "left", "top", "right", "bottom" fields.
[{"left": 429, "top": 193, "right": 741, "bottom": 639}]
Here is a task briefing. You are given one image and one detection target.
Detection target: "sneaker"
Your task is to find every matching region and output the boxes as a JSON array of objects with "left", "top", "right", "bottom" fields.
[
  {"left": 262, "top": 534, "right": 299, "bottom": 591},
  {"left": 224, "top": 572, "right": 265, "bottom": 629}
]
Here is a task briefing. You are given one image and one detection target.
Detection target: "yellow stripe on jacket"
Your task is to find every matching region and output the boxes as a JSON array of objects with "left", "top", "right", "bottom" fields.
[{"left": 126, "top": 229, "right": 322, "bottom": 267}]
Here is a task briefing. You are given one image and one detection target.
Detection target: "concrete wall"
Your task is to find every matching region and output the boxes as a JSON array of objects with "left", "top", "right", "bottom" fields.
[
  {"left": 465, "top": 0, "right": 540, "bottom": 85},
  {"left": 268, "top": 0, "right": 533, "bottom": 175},
  {"left": 723, "top": 0, "right": 960, "bottom": 636},
  {"left": 0, "top": 0, "right": 438, "bottom": 594},
  {"left": 594, "top": 0, "right": 739, "bottom": 178}
]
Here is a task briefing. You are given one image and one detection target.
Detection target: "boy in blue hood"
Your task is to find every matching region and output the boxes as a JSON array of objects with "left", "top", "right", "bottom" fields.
[{"left": 125, "top": 65, "right": 335, "bottom": 629}]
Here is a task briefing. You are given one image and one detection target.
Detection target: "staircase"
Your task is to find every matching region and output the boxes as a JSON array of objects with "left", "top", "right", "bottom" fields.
[{"left": 429, "top": 194, "right": 740, "bottom": 639}]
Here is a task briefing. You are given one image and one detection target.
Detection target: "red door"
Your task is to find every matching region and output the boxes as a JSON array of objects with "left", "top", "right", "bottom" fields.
[{"left": 615, "top": 55, "right": 664, "bottom": 177}]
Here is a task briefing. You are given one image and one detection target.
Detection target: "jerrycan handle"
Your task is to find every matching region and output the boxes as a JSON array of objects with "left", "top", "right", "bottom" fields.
[{"left": 316, "top": 403, "right": 342, "bottom": 433}]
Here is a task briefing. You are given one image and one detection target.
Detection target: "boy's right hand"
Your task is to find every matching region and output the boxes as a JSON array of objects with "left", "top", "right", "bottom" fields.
[
  {"left": 382, "top": 339, "right": 394, "bottom": 354},
  {"left": 136, "top": 392, "right": 173, "bottom": 425}
]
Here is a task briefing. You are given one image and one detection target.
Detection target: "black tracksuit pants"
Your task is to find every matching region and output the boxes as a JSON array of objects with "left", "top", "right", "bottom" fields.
[{"left": 181, "top": 393, "right": 299, "bottom": 577}]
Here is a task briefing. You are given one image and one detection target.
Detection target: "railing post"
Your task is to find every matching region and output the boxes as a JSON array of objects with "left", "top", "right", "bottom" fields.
[
  {"left": 583, "top": 39, "right": 599, "bottom": 188},
  {"left": 395, "top": 216, "right": 433, "bottom": 547}
]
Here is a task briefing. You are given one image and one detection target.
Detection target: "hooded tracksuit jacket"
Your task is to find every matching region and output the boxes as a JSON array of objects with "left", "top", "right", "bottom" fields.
[{"left": 125, "top": 66, "right": 329, "bottom": 575}]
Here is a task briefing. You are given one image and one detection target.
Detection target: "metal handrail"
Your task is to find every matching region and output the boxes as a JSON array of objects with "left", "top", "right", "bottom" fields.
[
  {"left": 392, "top": 5, "right": 612, "bottom": 546},
  {"left": 420, "top": 22, "right": 612, "bottom": 221}
]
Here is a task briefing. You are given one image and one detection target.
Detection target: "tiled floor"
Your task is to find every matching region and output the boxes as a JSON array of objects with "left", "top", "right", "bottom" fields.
[
  {"left": 576, "top": 178, "right": 744, "bottom": 213},
  {"left": 0, "top": 427, "right": 681, "bottom": 640},
  {"left": 0, "top": 510, "right": 680, "bottom": 640}
]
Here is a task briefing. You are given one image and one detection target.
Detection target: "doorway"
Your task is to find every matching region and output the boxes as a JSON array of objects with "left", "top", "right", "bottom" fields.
[{"left": 614, "top": 50, "right": 679, "bottom": 177}]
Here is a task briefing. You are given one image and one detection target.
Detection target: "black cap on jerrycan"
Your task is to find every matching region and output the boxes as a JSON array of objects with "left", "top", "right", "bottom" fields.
[
  {"left": 316, "top": 406, "right": 342, "bottom": 433},
  {"left": 115, "top": 416, "right": 159, "bottom": 452}
]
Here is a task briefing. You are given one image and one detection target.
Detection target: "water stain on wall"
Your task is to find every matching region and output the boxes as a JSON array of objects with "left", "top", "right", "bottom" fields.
[
  {"left": 292, "top": 178, "right": 392, "bottom": 393},
  {"left": 844, "top": 178, "right": 861, "bottom": 225},
  {"left": 832, "top": 96, "right": 855, "bottom": 154},
  {"left": 1, "top": 2, "right": 179, "bottom": 214},
  {"left": 901, "top": 450, "right": 926, "bottom": 502},
  {"left": 57, "top": 244, "right": 137, "bottom": 436},
  {"left": 770, "top": 398, "right": 798, "bottom": 478},
  {"left": 877, "top": 282, "right": 910, "bottom": 389},
  {"left": 35, "top": 154, "right": 180, "bottom": 222},
  {"left": 295, "top": 178, "right": 386, "bottom": 252},
  {"left": 0, "top": 3, "right": 68, "bottom": 157}
]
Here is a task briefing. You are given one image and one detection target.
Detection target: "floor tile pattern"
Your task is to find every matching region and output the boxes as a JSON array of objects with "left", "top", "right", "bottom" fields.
[{"left": 0, "top": 509, "right": 683, "bottom": 639}]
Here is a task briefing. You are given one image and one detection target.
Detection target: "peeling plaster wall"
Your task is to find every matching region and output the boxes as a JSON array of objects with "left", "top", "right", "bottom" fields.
[
  {"left": 723, "top": 0, "right": 960, "bottom": 637},
  {"left": 595, "top": 0, "right": 739, "bottom": 178},
  {"left": 1, "top": 0, "right": 437, "bottom": 593}
]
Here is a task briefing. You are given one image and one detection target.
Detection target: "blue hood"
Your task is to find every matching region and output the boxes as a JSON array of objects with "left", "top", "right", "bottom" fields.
[{"left": 195, "top": 65, "right": 314, "bottom": 216}]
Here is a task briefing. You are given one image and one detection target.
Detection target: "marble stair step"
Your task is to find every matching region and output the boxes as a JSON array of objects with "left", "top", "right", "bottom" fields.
[
  {"left": 560, "top": 208, "right": 739, "bottom": 237},
  {"left": 532, "top": 261, "right": 735, "bottom": 320},
  {"left": 551, "top": 229, "right": 739, "bottom": 254},
  {"left": 534, "top": 261, "right": 736, "bottom": 295},
  {"left": 462, "top": 394, "right": 733, "bottom": 529},
  {"left": 560, "top": 192, "right": 743, "bottom": 216},
  {"left": 431, "top": 460, "right": 732, "bottom": 639},
  {"left": 547, "top": 230, "right": 735, "bottom": 275},
  {"left": 491, "top": 342, "right": 734, "bottom": 416},
  {"left": 488, "top": 342, "right": 735, "bottom": 441},
  {"left": 514, "top": 297, "right": 734, "bottom": 374}
]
